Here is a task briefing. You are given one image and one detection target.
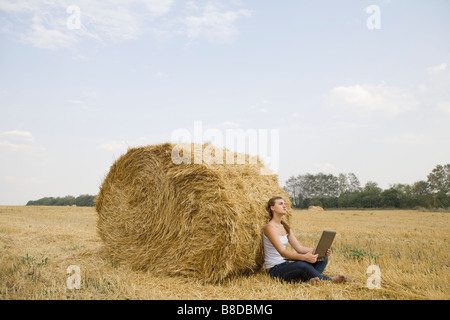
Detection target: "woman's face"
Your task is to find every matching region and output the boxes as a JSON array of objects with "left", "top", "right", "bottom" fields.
[{"left": 271, "top": 199, "right": 287, "bottom": 215}]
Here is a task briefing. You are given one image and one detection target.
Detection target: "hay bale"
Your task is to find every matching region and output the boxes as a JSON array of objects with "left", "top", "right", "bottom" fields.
[
  {"left": 308, "top": 205, "right": 324, "bottom": 211},
  {"left": 95, "top": 142, "right": 291, "bottom": 283}
]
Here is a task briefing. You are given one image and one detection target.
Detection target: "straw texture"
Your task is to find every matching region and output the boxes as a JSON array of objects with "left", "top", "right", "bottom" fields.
[{"left": 95, "top": 142, "right": 291, "bottom": 283}]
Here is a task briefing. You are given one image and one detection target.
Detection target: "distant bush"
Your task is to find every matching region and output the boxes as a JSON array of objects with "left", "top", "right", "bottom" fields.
[{"left": 26, "top": 194, "right": 96, "bottom": 207}]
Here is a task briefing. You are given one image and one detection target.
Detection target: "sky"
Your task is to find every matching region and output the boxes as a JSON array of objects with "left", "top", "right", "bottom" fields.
[{"left": 0, "top": 0, "right": 449, "bottom": 205}]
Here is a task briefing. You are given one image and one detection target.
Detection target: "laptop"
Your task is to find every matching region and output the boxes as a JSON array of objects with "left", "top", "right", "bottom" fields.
[{"left": 314, "top": 230, "right": 336, "bottom": 261}]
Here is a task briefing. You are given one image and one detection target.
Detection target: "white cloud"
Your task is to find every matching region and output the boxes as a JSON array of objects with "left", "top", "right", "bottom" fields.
[
  {"left": 100, "top": 140, "right": 129, "bottom": 152},
  {"left": 0, "top": 0, "right": 252, "bottom": 50},
  {"left": 185, "top": 1, "right": 200, "bottom": 10},
  {"left": 1, "top": 130, "right": 34, "bottom": 140},
  {"left": 436, "top": 101, "right": 450, "bottom": 115},
  {"left": 427, "top": 62, "right": 447, "bottom": 75},
  {"left": 67, "top": 99, "right": 99, "bottom": 112},
  {"left": 250, "top": 102, "right": 269, "bottom": 114},
  {"left": 423, "top": 61, "right": 450, "bottom": 115},
  {"left": 0, "top": 0, "right": 36, "bottom": 13},
  {"left": 183, "top": 1, "right": 251, "bottom": 43},
  {"left": 144, "top": 0, "right": 173, "bottom": 16},
  {"left": 292, "top": 112, "right": 303, "bottom": 119},
  {"left": 156, "top": 71, "right": 169, "bottom": 79},
  {"left": 0, "top": 0, "right": 175, "bottom": 50},
  {"left": 325, "top": 82, "right": 418, "bottom": 117},
  {"left": 21, "top": 17, "right": 77, "bottom": 50},
  {"left": 0, "top": 130, "right": 36, "bottom": 149}
]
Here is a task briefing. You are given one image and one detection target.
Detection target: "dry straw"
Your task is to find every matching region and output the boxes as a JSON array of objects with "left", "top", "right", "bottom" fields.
[{"left": 96, "top": 142, "right": 291, "bottom": 283}]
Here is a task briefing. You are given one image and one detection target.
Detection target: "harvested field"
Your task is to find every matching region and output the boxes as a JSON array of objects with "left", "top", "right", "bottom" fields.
[{"left": 0, "top": 206, "right": 448, "bottom": 300}]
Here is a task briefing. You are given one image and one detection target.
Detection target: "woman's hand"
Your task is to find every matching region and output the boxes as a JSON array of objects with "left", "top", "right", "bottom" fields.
[
  {"left": 303, "top": 252, "right": 319, "bottom": 263},
  {"left": 325, "top": 249, "right": 332, "bottom": 257}
]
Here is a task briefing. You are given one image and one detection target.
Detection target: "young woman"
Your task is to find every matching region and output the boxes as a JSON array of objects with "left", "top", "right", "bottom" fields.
[{"left": 263, "top": 196, "right": 346, "bottom": 284}]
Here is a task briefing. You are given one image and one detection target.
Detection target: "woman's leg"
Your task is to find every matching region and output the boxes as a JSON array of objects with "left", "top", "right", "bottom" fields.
[
  {"left": 312, "top": 258, "right": 346, "bottom": 283},
  {"left": 313, "top": 257, "right": 328, "bottom": 274},
  {"left": 269, "top": 260, "right": 331, "bottom": 282}
]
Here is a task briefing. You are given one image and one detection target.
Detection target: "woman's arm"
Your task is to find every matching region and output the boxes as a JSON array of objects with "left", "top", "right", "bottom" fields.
[
  {"left": 264, "top": 225, "right": 318, "bottom": 263},
  {"left": 289, "top": 233, "right": 332, "bottom": 257},
  {"left": 287, "top": 232, "right": 313, "bottom": 255}
]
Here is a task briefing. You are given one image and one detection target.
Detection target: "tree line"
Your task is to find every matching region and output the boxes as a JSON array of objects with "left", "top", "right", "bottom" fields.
[
  {"left": 26, "top": 194, "right": 96, "bottom": 207},
  {"left": 283, "top": 164, "right": 450, "bottom": 209},
  {"left": 26, "top": 164, "right": 449, "bottom": 209}
]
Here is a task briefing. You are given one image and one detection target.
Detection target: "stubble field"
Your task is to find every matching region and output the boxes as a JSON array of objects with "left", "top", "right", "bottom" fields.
[{"left": 0, "top": 206, "right": 448, "bottom": 300}]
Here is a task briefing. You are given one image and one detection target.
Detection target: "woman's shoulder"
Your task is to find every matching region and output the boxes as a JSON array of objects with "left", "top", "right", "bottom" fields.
[
  {"left": 263, "top": 223, "right": 278, "bottom": 236},
  {"left": 263, "top": 222, "right": 274, "bottom": 231}
]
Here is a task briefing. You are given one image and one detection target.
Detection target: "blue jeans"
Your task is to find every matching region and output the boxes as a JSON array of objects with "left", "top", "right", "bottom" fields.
[{"left": 268, "top": 258, "right": 331, "bottom": 282}]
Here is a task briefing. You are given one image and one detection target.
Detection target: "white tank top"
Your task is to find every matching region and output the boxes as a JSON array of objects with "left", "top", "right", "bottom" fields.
[{"left": 262, "top": 232, "right": 288, "bottom": 269}]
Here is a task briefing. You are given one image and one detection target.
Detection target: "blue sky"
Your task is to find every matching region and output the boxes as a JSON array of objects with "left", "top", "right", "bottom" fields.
[{"left": 1, "top": 0, "right": 449, "bottom": 205}]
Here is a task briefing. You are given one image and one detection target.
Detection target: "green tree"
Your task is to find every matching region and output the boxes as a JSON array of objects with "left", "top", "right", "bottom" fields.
[
  {"left": 381, "top": 187, "right": 400, "bottom": 208},
  {"left": 284, "top": 176, "right": 301, "bottom": 207},
  {"left": 358, "top": 181, "right": 382, "bottom": 208},
  {"left": 75, "top": 194, "right": 96, "bottom": 207},
  {"left": 427, "top": 164, "right": 450, "bottom": 208},
  {"left": 26, "top": 195, "right": 96, "bottom": 207}
]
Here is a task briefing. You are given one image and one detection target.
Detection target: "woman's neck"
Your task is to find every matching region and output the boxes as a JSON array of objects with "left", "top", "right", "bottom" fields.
[{"left": 270, "top": 214, "right": 283, "bottom": 225}]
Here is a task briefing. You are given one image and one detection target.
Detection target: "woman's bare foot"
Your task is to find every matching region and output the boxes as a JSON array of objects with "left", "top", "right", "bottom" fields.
[
  {"left": 331, "top": 275, "right": 346, "bottom": 283},
  {"left": 309, "top": 277, "right": 320, "bottom": 285}
]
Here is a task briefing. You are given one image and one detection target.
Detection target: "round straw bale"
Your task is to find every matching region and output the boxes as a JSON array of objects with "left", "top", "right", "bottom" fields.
[
  {"left": 308, "top": 205, "right": 324, "bottom": 211},
  {"left": 96, "top": 142, "right": 291, "bottom": 283}
]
